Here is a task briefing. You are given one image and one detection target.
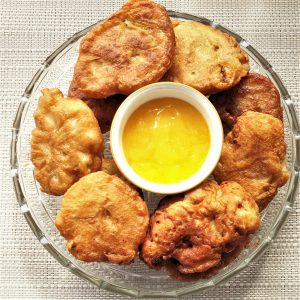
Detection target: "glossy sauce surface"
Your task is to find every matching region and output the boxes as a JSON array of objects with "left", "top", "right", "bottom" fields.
[{"left": 122, "top": 98, "right": 210, "bottom": 184}]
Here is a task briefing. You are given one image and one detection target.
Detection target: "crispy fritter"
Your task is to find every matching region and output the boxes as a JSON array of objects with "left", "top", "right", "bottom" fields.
[
  {"left": 84, "top": 95, "right": 125, "bottom": 133},
  {"left": 163, "top": 21, "right": 249, "bottom": 95},
  {"left": 141, "top": 180, "right": 259, "bottom": 274},
  {"left": 101, "top": 158, "right": 143, "bottom": 197},
  {"left": 165, "top": 235, "right": 250, "bottom": 281},
  {"left": 55, "top": 171, "right": 149, "bottom": 264},
  {"left": 69, "top": 0, "right": 175, "bottom": 99},
  {"left": 31, "top": 88, "right": 103, "bottom": 195},
  {"left": 214, "top": 111, "right": 289, "bottom": 210},
  {"left": 101, "top": 158, "right": 123, "bottom": 177},
  {"left": 211, "top": 73, "right": 282, "bottom": 132}
]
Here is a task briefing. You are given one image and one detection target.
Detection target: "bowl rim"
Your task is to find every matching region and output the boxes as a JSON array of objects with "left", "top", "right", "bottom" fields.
[
  {"left": 110, "top": 81, "right": 223, "bottom": 195},
  {"left": 10, "top": 11, "right": 300, "bottom": 298}
]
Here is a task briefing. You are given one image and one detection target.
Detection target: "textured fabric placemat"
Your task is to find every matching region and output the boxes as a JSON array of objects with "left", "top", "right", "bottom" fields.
[{"left": 0, "top": 0, "right": 299, "bottom": 299}]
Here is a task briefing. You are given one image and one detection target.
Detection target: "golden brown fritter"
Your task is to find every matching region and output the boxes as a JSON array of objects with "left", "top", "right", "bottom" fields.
[
  {"left": 164, "top": 235, "right": 250, "bottom": 281},
  {"left": 101, "top": 158, "right": 123, "bottom": 177},
  {"left": 31, "top": 88, "right": 103, "bottom": 195},
  {"left": 163, "top": 21, "right": 249, "bottom": 95},
  {"left": 211, "top": 73, "right": 282, "bottom": 132},
  {"left": 101, "top": 158, "right": 143, "bottom": 198},
  {"left": 214, "top": 111, "right": 289, "bottom": 210},
  {"left": 55, "top": 171, "right": 149, "bottom": 264},
  {"left": 69, "top": 0, "right": 175, "bottom": 99},
  {"left": 141, "top": 180, "right": 259, "bottom": 274},
  {"left": 84, "top": 95, "right": 125, "bottom": 133}
]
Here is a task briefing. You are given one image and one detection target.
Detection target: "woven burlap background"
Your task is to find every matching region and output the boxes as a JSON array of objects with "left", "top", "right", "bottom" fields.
[{"left": 1, "top": 0, "right": 299, "bottom": 299}]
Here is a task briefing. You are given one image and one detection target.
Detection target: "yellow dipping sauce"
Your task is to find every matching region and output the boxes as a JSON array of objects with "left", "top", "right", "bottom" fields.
[{"left": 122, "top": 98, "right": 210, "bottom": 184}]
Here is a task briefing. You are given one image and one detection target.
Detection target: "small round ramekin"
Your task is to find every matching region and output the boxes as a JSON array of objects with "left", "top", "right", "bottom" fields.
[{"left": 110, "top": 82, "right": 223, "bottom": 194}]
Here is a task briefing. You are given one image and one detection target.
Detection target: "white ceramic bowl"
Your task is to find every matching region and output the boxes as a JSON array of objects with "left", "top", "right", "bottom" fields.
[{"left": 110, "top": 82, "right": 223, "bottom": 194}]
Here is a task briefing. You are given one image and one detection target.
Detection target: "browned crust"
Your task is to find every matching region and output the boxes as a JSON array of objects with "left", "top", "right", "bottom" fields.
[
  {"left": 164, "top": 21, "right": 249, "bottom": 95},
  {"left": 69, "top": 0, "right": 175, "bottom": 99},
  {"left": 213, "top": 111, "right": 289, "bottom": 210},
  {"left": 31, "top": 88, "right": 103, "bottom": 195},
  {"left": 140, "top": 180, "right": 260, "bottom": 275},
  {"left": 211, "top": 72, "right": 283, "bottom": 132},
  {"left": 55, "top": 171, "right": 149, "bottom": 264},
  {"left": 83, "top": 95, "right": 125, "bottom": 133}
]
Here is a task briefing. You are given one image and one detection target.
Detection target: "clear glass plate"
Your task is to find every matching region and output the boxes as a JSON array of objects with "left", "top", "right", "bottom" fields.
[{"left": 10, "top": 12, "right": 300, "bottom": 298}]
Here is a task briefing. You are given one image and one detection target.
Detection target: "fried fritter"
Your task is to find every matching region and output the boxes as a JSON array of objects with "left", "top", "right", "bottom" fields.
[
  {"left": 69, "top": 0, "right": 175, "bottom": 99},
  {"left": 101, "top": 158, "right": 144, "bottom": 198},
  {"left": 84, "top": 95, "right": 125, "bottom": 133},
  {"left": 165, "top": 235, "right": 250, "bottom": 281},
  {"left": 101, "top": 158, "right": 123, "bottom": 177},
  {"left": 55, "top": 171, "right": 149, "bottom": 264},
  {"left": 31, "top": 88, "right": 103, "bottom": 195},
  {"left": 211, "top": 73, "right": 282, "bottom": 132},
  {"left": 214, "top": 111, "right": 289, "bottom": 210},
  {"left": 163, "top": 21, "right": 249, "bottom": 95},
  {"left": 141, "top": 180, "right": 259, "bottom": 274}
]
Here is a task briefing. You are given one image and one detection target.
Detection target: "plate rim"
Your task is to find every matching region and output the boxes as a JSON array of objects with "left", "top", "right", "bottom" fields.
[{"left": 10, "top": 10, "right": 300, "bottom": 298}]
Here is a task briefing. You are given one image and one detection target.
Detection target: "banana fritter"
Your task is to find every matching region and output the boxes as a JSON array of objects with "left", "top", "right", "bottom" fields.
[
  {"left": 55, "top": 171, "right": 149, "bottom": 264},
  {"left": 31, "top": 88, "right": 103, "bottom": 195},
  {"left": 101, "top": 158, "right": 123, "bottom": 177},
  {"left": 214, "top": 111, "right": 289, "bottom": 210},
  {"left": 84, "top": 95, "right": 125, "bottom": 133},
  {"left": 69, "top": 0, "right": 175, "bottom": 99},
  {"left": 211, "top": 73, "right": 282, "bottom": 132},
  {"left": 164, "top": 21, "right": 249, "bottom": 95},
  {"left": 141, "top": 180, "right": 259, "bottom": 274}
]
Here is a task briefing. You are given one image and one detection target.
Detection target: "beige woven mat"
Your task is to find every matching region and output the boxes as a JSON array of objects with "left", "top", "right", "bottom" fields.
[{"left": 1, "top": 0, "right": 299, "bottom": 299}]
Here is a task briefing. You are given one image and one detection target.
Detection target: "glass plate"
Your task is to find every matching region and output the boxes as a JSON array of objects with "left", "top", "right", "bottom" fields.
[{"left": 10, "top": 12, "right": 300, "bottom": 298}]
